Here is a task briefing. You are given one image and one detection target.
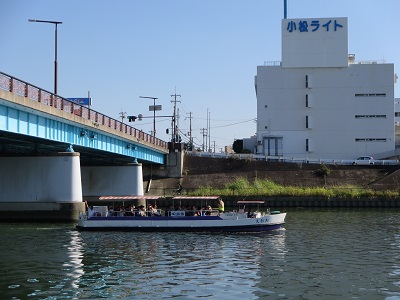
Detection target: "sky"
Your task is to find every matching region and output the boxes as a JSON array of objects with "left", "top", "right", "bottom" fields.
[{"left": 1, "top": 0, "right": 400, "bottom": 152}]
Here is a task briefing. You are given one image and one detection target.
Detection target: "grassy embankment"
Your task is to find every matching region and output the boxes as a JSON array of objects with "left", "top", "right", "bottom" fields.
[{"left": 188, "top": 177, "right": 400, "bottom": 199}]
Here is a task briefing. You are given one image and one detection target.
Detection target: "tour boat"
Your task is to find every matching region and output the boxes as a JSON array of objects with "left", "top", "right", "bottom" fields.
[{"left": 76, "top": 196, "right": 286, "bottom": 232}]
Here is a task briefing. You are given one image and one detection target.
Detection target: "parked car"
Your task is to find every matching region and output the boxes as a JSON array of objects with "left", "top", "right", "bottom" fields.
[{"left": 352, "top": 156, "right": 375, "bottom": 165}]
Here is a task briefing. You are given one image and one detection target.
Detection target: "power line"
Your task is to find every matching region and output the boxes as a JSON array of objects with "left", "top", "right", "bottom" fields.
[{"left": 211, "top": 118, "right": 256, "bottom": 129}]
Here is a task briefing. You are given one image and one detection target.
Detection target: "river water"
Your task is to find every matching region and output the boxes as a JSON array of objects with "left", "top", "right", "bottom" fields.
[{"left": 1, "top": 208, "right": 400, "bottom": 299}]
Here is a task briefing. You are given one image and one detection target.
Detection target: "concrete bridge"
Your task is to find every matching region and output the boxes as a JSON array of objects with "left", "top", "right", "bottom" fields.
[{"left": 0, "top": 71, "right": 182, "bottom": 221}]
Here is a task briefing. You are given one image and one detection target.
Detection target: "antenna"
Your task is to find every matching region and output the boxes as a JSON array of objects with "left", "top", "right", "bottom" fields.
[{"left": 284, "top": 0, "right": 287, "bottom": 19}]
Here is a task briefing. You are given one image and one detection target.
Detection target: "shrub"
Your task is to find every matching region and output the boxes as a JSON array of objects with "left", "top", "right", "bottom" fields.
[{"left": 190, "top": 178, "right": 400, "bottom": 198}]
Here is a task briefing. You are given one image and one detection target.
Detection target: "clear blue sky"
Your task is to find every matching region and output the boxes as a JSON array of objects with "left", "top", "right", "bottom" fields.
[{"left": 1, "top": 0, "right": 399, "bottom": 151}]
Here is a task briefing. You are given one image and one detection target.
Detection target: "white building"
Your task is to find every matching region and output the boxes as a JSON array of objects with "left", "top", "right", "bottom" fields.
[
  {"left": 395, "top": 98, "right": 400, "bottom": 125},
  {"left": 255, "top": 17, "right": 396, "bottom": 160}
]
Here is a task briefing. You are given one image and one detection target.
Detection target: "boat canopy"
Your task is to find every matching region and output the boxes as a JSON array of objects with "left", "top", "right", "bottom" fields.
[
  {"left": 99, "top": 196, "right": 161, "bottom": 201},
  {"left": 172, "top": 196, "right": 221, "bottom": 200}
]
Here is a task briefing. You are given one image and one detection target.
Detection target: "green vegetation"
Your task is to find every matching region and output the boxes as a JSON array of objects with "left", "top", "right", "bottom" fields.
[{"left": 187, "top": 177, "right": 400, "bottom": 199}]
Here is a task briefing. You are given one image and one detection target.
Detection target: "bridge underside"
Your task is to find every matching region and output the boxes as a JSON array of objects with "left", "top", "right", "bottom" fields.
[{"left": 0, "top": 130, "right": 146, "bottom": 166}]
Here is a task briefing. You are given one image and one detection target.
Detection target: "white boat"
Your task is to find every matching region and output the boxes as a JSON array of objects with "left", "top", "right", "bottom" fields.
[{"left": 76, "top": 196, "right": 286, "bottom": 232}]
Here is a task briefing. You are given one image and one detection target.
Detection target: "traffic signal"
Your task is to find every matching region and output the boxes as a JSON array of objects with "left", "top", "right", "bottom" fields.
[{"left": 128, "top": 116, "right": 137, "bottom": 122}]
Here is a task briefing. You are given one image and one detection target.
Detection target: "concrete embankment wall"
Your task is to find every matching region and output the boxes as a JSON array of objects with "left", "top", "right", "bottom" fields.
[
  {"left": 144, "top": 155, "right": 400, "bottom": 209},
  {"left": 220, "top": 196, "right": 400, "bottom": 208}
]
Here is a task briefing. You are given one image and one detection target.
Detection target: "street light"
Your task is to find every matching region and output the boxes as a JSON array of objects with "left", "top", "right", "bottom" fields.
[
  {"left": 139, "top": 96, "right": 159, "bottom": 136},
  {"left": 28, "top": 19, "right": 62, "bottom": 95}
]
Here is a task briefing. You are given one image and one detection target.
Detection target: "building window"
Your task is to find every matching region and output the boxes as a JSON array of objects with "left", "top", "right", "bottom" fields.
[
  {"left": 355, "top": 138, "right": 387, "bottom": 142},
  {"left": 355, "top": 115, "right": 386, "bottom": 118},
  {"left": 306, "top": 138, "right": 309, "bottom": 152},
  {"left": 306, "top": 116, "right": 312, "bottom": 129},
  {"left": 306, "top": 94, "right": 313, "bottom": 107},
  {"left": 355, "top": 93, "right": 386, "bottom": 97},
  {"left": 305, "top": 75, "right": 309, "bottom": 88},
  {"left": 395, "top": 112, "right": 400, "bottom": 117}
]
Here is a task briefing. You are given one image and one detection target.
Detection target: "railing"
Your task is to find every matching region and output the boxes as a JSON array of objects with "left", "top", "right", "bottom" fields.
[
  {"left": 0, "top": 71, "right": 168, "bottom": 150},
  {"left": 263, "top": 61, "right": 281, "bottom": 66},
  {"left": 186, "top": 151, "right": 399, "bottom": 165}
]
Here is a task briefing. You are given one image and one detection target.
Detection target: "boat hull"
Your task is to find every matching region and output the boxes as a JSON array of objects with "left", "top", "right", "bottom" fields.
[{"left": 76, "top": 213, "right": 286, "bottom": 232}]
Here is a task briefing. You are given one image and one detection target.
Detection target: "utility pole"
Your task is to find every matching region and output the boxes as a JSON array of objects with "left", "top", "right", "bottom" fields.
[
  {"left": 187, "top": 112, "right": 193, "bottom": 150},
  {"left": 206, "top": 109, "right": 209, "bottom": 151},
  {"left": 170, "top": 92, "right": 181, "bottom": 142},
  {"left": 208, "top": 110, "right": 211, "bottom": 152},
  {"left": 177, "top": 108, "right": 180, "bottom": 142},
  {"left": 200, "top": 128, "right": 207, "bottom": 151},
  {"left": 139, "top": 96, "right": 159, "bottom": 137},
  {"left": 119, "top": 111, "right": 127, "bottom": 123}
]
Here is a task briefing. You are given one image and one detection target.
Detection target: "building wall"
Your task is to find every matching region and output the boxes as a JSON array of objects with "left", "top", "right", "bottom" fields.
[
  {"left": 243, "top": 135, "right": 257, "bottom": 153},
  {"left": 255, "top": 63, "right": 395, "bottom": 159},
  {"left": 395, "top": 98, "right": 400, "bottom": 125},
  {"left": 282, "top": 17, "right": 348, "bottom": 68}
]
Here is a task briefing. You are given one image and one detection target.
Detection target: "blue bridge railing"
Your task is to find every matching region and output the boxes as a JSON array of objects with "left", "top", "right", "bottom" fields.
[{"left": 0, "top": 71, "right": 168, "bottom": 150}]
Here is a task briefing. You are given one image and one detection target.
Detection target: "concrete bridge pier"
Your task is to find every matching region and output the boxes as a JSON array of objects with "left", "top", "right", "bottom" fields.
[
  {"left": 81, "top": 161, "right": 145, "bottom": 207},
  {"left": 0, "top": 152, "right": 84, "bottom": 221}
]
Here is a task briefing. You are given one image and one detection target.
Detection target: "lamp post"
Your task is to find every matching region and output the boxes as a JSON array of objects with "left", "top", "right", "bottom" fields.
[
  {"left": 139, "top": 96, "right": 159, "bottom": 136},
  {"left": 28, "top": 19, "right": 62, "bottom": 95}
]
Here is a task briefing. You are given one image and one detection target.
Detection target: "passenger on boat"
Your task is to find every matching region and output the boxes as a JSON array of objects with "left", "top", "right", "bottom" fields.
[
  {"left": 217, "top": 198, "right": 224, "bottom": 213},
  {"left": 148, "top": 204, "right": 160, "bottom": 216},
  {"left": 247, "top": 208, "right": 255, "bottom": 218},
  {"left": 138, "top": 205, "right": 146, "bottom": 217},
  {"left": 125, "top": 205, "right": 135, "bottom": 216},
  {"left": 188, "top": 205, "right": 196, "bottom": 217},
  {"left": 152, "top": 204, "right": 160, "bottom": 216},
  {"left": 205, "top": 205, "right": 212, "bottom": 216},
  {"left": 118, "top": 205, "right": 125, "bottom": 216},
  {"left": 85, "top": 201, "right": 95, "bottom": 218}
]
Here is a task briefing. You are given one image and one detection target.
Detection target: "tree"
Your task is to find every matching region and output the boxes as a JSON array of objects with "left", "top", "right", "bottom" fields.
[{"left": 232, "top": 139, "right": 243, "bottom": 153}]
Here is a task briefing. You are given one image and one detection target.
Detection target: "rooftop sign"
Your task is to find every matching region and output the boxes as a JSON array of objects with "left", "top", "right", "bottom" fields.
[{"left": 286, "top": 19, "right": 344, "bottom": 33}]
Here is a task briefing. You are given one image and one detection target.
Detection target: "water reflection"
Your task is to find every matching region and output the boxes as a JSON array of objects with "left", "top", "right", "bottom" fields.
[
  {"left": 0, "top": 224, "right": 85, "bottom": 299},
  {"left": 75, "top": 230, "right": 286, "bottom": 299}
]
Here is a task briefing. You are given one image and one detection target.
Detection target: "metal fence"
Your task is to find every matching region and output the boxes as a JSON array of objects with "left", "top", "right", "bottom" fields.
[{"left": 186, "top": 151, "right": 399, "bottom": 165}]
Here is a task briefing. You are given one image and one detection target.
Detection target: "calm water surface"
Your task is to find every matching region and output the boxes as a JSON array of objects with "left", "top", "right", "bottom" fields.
[{"left": 1, "top": 208, "right": 400, "bottom": 299}]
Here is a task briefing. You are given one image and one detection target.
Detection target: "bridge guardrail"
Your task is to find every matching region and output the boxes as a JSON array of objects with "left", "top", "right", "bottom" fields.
[{"left": 0, "top": 71, "right": 168, "bottom": 150}]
